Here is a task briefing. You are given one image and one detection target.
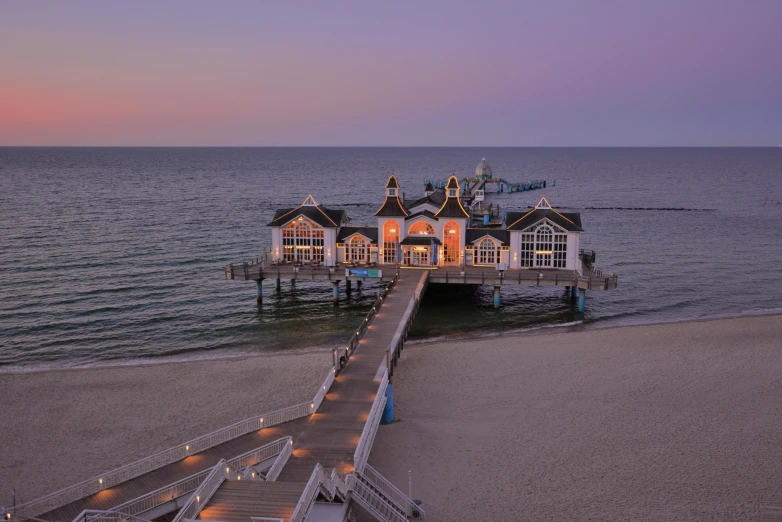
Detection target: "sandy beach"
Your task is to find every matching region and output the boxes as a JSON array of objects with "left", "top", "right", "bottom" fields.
[
  {"left": 3, "top": 315, "right": 781, "bottom": 521},
  {"left": 0, "top": 352, "right": 331, "bottom": 507},
  {"left": 371, "top": 314, "right": 782, "bottom": 521}
]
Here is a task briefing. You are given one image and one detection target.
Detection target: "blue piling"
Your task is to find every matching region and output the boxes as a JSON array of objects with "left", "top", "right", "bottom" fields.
[
  {"left": 493, "top": 285, "right": 501, "bottom": 309},
  {"left": 578, "top": 290, "right": 586, "bottom": 312},
  {"left": 572, "top": 286, "right": 579, "bottom": 299},
  {"left": 256, "top": 280, "right": 263, "bottom": 303},
  {"left": 381, "top": 384, "right": 394, "bottom": 424},
  {"left": 553, "top": 179, "right": 556, "bottom": 186},
  {"left": 332, "top": 281, "right": 340, "bottom": 303},
  {"left": 483, "top": 214, "right": 490, "bottom": 225}
]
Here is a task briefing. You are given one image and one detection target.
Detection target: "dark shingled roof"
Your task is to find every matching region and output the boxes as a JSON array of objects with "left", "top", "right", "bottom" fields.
[
  {"left": 406, "top": 190, "right": 446, "bottom": 210},
  {"left": 268, "top": 205, "right": 348, "bottom": 228},
  {"left": 505, "top": 209, "right": 583, "bottom": 232},
  {"left": 374, "top": 195, "right": 409, "bottom": 217},
  {"left": 385, "top": 175, "right": 399, "bottom": 189},
  {"left": 400, "top": 236, "right": 441, "bottom": 246},
  {"left": 434, "top": 196, "right": 470, "bottom": 218},
  {"left": 466, "top": 229, "right": 509, "bottom": 245},
  {"left": 337, "top": 226, "right": 378, "bottom": 244},
  {"left": 424, "top": 181, "right": 434, "bottom": 192},
  {"left": 404, "top": 210, "right": 437, "bottom": 221}
]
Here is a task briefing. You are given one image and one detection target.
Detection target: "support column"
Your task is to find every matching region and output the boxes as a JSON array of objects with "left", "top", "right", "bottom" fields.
[
  {"left": 572, "top": 286, "right": 579, "bottom": 299},
  {"left": 381, "top": 383, "right": 394, "bottom": 424},
  {"left": 290, "top": 279, "right": 296, "bottom": 287},
  {"left": 275, "top": 278, "right": 281, "bottom": 292},
  {"left": 332, "top": 281, "right": 340, "bottom": 303},
  {"left": 256, "top": 280, "right": 263, "bottom": 304},
  {"left": 578, "top": 290, "right": 586, "bottom": 313},
  {"left": 493, "top": 285, "right": 501, "bottom": 309},
  {"left": 357, "top": 280, "right": 362, "bottom": 290},
  {"left": 345, "top": 279, "right": 352, "bottom": 294}
]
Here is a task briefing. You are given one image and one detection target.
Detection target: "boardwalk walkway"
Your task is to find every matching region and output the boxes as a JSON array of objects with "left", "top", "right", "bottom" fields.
[{"left": 35, "top": 272, "right": 427, "bottom": 522}]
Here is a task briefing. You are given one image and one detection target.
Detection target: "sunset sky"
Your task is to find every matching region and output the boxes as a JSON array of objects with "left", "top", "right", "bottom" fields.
[{"left": 1, "top": 1, "right": 781, "bottom": 146}]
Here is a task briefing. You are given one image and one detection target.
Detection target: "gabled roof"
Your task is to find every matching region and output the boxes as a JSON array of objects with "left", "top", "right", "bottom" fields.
[
  {"left": 374, "top": 196, "right": 409, "bottom": 217},
  {"left": 385, "top": 175, "right": 399, "bottom": 189},
  {"left": 505, "top": 198, "right": 583, "bottom": 232},
  {"left": 267, "top": 196, "right": 348, "bottom": 228},
  {"left": 405, "top": 210, "right": 437, "bottom": 221},
  {"left": 406, "top": 190, "right": 445, "bottom": 211},
  {"left": 434, "top": 176, "right": 470, "bottom": 218},
  {"left": 337, "top": 226, "right": 378, "bottom": 244},
  {"left": 466, "top": 229, "right": 509, "bottom": 245}
]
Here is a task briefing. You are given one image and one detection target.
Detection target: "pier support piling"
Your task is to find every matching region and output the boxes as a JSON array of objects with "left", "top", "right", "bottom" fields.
[
  {"left": 578, "top": 290, "right": 586, "bottom": 312},
  {"left": 256, "top": 280, "right": 263, "bottom": 304},
  {"left": 493, "top": 285, "right": 501, "bottom": 309},
  {"left": 357, "top": 280, "right": 362, "bottom": 290},
  {"left": 275, "top": 278, "right": 281, "bottom": 292},
  {"left": 332, "top": 281, "right": 340, "bottom": 303},
  {"left": 345, "top": 280, "right": 352, "bottom": 294},
  {"left": 571, "top": 286, "right": 580, "bottom": 299}
]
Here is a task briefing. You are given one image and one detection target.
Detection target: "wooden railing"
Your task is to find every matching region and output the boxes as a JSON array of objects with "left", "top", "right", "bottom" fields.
[
  {"left": 12, "top": 368, "right": 338, "bottom": 521},
  {"left": 353, "top": 369, "right": 389, "bottom": 473},
  {"left": 359, "top": 464, "right": 426, "bottom": 519},
  {"left": 290, "top": 464, "right": 349, "bottom": 522},
  {"left": 386, "top": 271, "right": 428, "bottom": 375},
  {"left": 170, "top": 460, "right": 229, "bottom": 522}
]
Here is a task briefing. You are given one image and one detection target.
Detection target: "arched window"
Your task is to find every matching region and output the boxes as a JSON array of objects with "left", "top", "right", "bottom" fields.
[
  {"left": 477, "top": 238, "right": 497, "bottom": 265},
  {"left": 408, "top": 222, "right": 435, "bottom": 235},
  {"left": 347, "top": 235, "right": 369, "bottom": 263},
  {"left": 383, "top": 221, "right": 399, "bottom": 264},
  {"left": 443, "top": 221, "right": 460, "bottom": 265},
  {"left": 282, "top": 217, "right": 324, "bottom": 262},
  {"left": 534, "top": 225, "right": 553, "bottom": 267}
]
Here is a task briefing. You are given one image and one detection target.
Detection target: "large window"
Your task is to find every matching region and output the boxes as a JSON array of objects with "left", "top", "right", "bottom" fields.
[
  {"left": 442, "top": 222, "right": 460, "bottom": 265},
  {"left": 383, "top": 221, "right": 399, "bottom": 264},
  {"left": 518, "top": 223, "right": 568, "bottom": 269},
  {"left": 476, "top": 238, "right": 497, "bottom": 265},
  {"left": 553, "top": 234, "right": 567, "bottom": 268},
  {"left": 520, "top": 233, "right": 534, "bottom": 267},
  {"left": 408, "top": 222, "right": 435, "bottom": 235},
  {"left": 282, "top": 217, "right": 324, "bottom": 262},
  {"left": 347, "top": 235, "right": 369, "bottom": 263}
]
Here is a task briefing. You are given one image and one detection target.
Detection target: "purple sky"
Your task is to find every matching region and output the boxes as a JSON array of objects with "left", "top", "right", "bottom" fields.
[{"left": 1, "top": 0, "right": 781, "bottom": 146}]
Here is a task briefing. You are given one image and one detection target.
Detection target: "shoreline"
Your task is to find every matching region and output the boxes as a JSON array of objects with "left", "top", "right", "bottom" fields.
[{"left": 4, "top": 308, "right": 782, "bottom": 375}]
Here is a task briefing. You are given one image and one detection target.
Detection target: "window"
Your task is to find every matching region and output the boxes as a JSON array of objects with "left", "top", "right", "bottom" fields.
[
  {"left": 534, "top": 225, "right": 553, "bottom": 268},
  {"left": 448, "top": 189, "right": 456, "bottom": 197},
  {"left": 347, "top": 236, "right": 369, "bottom": 263},
  {"left": 383, "top": 221, "right": 399, "bottom": 264},
  {"left": 282, "top": 217, "right": 324, "bottom": 262},
  {"left": 443, "top": 221, "right": 460, "bottom": 265},
  {"left": 477, "top": 238, "right": 497, "bottom": 265},
  {"left": 408, "top": 222, "right": 435, "bottom": 235},
  {"left": 553, "top": 234, "right": 567, "bottom": 268},
  {"left": 388, "top": 189, "right": 396, "bottom": 196},
  {"left": 520, "top": 233, "right": 534, "bottom": 267}
]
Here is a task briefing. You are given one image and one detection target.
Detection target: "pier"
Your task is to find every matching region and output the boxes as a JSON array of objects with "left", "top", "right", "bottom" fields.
[{"left": 8, "top": 272, "right": 429, "bottom": 522}]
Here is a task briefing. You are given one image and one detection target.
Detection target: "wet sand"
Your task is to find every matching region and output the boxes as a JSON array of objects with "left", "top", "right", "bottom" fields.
[{"left": 370, "top": 314, "right": 782, "bottom": 521}]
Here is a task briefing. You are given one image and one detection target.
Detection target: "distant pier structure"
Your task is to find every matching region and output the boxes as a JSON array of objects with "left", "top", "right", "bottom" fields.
[{"left": 226, "top": 158, "right": 617, "bottom": 311}]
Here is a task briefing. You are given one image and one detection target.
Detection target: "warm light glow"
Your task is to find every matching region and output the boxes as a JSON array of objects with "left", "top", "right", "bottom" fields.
[
  {"left": 449, "top": 229, "right": 456, "bottom": 234},
  {"left": 260, "top": 417, "right": 264, "bottom": 423},
  {"left": 310, "top": 403, "right": 314, "bottom": 409},
  {"left": 535, "top": 250, "right": 553, "bottom": 255},
  {"left": 226, "top": 467, "right": 230, "bottom": 472},
  {"left": 99, "top": 478, "right": 103, "bottom": 485},
  {"left": 389, "top": 228, "right": 396, "bottom": 233},
  {"left": 196, "top": 496, "right": 200, "bottom": 503},
  {"left": 237, "top": 476, "right": 241, "bottom": 481},
  {"left": 413, "top": 246, "right": 427, "bottom": 252},
  {"left": 185, "top": 445, "right": 189, "bottom": 451}
]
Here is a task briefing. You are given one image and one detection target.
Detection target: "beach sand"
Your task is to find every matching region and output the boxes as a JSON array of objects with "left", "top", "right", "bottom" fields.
[
  {"left": 370, "top": 314, "right": 782, "bottom": 521},
  {"left": 3, "top": 315, "right": 781, "bottom": 521},
  {"left": 0, "top": 352, "right": 331, "bottom": 508}
]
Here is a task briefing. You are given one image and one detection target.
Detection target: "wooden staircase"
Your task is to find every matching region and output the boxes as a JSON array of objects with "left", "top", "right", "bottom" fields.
[{"left": 196, "top": 480, "right": 306, "bottom": 522}]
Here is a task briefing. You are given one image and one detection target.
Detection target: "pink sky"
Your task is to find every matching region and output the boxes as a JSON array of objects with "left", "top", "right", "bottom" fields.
[{"left": 1, "top": 1, "right": 781, "bottom": 146}]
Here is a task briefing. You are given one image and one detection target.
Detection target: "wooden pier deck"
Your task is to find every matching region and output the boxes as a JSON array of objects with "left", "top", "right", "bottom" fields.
[
  {"left": 227, "top": 263, "right": 617, "bottom": 291},
  {"left": 32, "top": 272, "right": 428, "bottom": 522}
]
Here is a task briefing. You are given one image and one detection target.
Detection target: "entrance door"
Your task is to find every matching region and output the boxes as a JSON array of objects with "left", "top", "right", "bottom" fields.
[{"left": 412, "top": 248, "right": 429, "bottom": 266}]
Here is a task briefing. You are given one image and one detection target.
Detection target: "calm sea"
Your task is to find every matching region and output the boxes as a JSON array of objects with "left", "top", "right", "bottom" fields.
[{"left": 1, "top": 147, "right": 781, "bottom": 371}]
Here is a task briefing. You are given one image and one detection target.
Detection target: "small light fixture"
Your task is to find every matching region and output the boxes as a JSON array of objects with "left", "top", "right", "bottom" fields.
[
  {"left": 99, "top": 478, "right": 103, "bottom": 486},
  {"left": 196, "top": 495, "right": 200, "bottom": 503},
  {"left": 226, "top": 467, "right": 230, "bottom": 473},
  {"left": 185, "top": 445, "right": 189, "bottom": 451}
]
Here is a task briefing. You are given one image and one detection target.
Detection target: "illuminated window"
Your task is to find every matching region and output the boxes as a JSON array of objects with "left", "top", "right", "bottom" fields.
[
  {"left": 282, "top": 217, "right": 324, "bottom": 262},
  {"left": 442, "top": 221, "right": 460, "bottom": 265},
  {"left": 477, "top": 238, "right": 497, "bottom": 265},
  {"left": 383, "top": 221, "right": 399, "bottom": 264},
  {"left": 347, "top": 236, "right": 369, "bottom": 263},
  {"left": 408, "top": 222, "right": 435, "bottom": 235}
]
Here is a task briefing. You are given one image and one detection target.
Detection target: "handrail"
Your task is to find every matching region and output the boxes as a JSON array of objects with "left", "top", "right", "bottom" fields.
[
  {"left": 14, "top": 366, "right": 339, "bottom": 521},
  {"left": 171, "top": 460, "right": 229, "bottom": 522},
  {"left": 109, "top": 469, "right": 210, "bottom": 519},
  {"left": 289, "top": 465, "right": 329, "bottom": 522},
  {"left": 359, "top": 464, "right": 426, "bottom": 518},
  {"left": 70, "top": 510, "right": 156, "bottom": 522},
  {"left": 263, "top": 438, "right": 293, "bottom": 482},
  {"left": 345, "top": 475, "right": 408, "bottom": 522},
  {"left": 226, "top": 437, "right": 292, "bottom": 479},
  {"left": 353, "top": 369, "right": 389, "bottom": 473}
]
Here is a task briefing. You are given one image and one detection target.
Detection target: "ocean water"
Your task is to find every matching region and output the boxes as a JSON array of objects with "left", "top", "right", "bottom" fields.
[{"left": 1, "top": 147, "right": 781, "bottom": 371}]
